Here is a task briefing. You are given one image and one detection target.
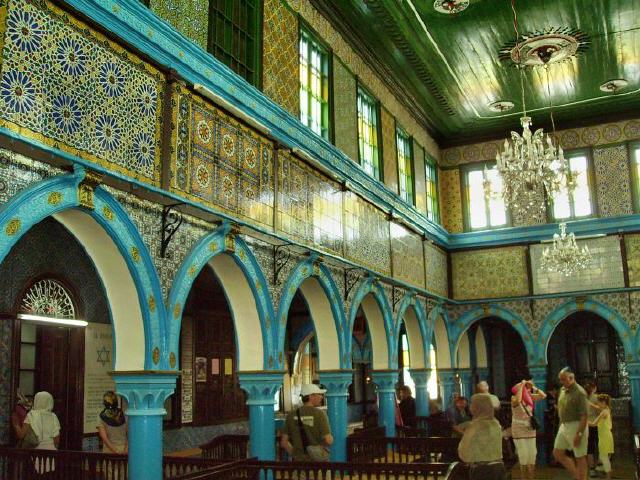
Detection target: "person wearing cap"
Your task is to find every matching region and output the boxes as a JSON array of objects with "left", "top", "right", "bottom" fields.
[
  {"left": 553, "top": 367, "right": 589, "bottom": 480},
  {"left": 280, "top": 384, "right": 333, "bottom": 461}
]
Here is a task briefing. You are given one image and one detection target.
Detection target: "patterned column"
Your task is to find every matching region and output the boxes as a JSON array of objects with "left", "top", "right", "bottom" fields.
[
  {"left": 320, "top": 370, "right": 353, "bottom": 462},
  {"left": 458, "top": 368, "right": 474, "bottom": 398},
  {"left": 627, "top": 362, "right": 640, "bottom": 431},
  {"left": 239, "top": 372, "right": 283, "bottom": 461},
  {"left": 528, "top": 364, "right": 548, "bottom": 465},
  {"left": 410, "top": 368, "right": 431, "bottom": 417},
  {"left": 372, "top": 370, "right": 399, "bottom": 438},
  {"left": 438, "top": 368, "right": 459, "bottom": 410},
  {"left": 112, "top": 372, "right": 178, "bottom": 480}
]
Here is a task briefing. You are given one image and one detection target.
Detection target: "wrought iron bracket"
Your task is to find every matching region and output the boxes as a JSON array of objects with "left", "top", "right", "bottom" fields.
[
  {"left": 273, "top": 243, "right": 293, "bottom": 286},
  {"left": 344, "top": 268, "right": 362, "bottom": 300},
  {"left": 161, "top": 203, "right": 185, "bottom": 258},
  {"left": 392, "top": 285, "right": 404, "bottom": 312}
]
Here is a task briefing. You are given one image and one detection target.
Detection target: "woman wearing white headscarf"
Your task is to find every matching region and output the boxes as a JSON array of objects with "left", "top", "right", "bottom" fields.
[
  {"left": 15, "top": 391, "right": 60, "bottom": 474},
  {"left": 458, "top": 393, "right": 506, "bottom": 480}
]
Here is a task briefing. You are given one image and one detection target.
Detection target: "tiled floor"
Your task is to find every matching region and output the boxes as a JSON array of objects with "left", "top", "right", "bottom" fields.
[{"left": 510, "top": 457, "right": 635, "bottom": 479}]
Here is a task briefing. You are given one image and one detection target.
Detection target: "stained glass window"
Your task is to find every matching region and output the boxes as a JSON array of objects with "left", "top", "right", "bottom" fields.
[
  {"left": 357, "top": 86, "right": 381, "bottom": 180},
  {"left": 208, "top": 0, "right": 262, "bottom": 86},
  {"left": 632, "top": 143, "right": 640, "bottom": 212},
  {"left": 425, "top": 155, "right": 440, "bottom": 223},
  {"left": 299, "top": 27, "right": 330, "bottom": 140},
  {"left": 463, "top": 163, "right": 508, "bottom": 230},
  {"left": 551, "top": 150, "right": 594, "bottom": 220},
  {"left": 396, "top": 127, "right": 414, "bottom": 205}
]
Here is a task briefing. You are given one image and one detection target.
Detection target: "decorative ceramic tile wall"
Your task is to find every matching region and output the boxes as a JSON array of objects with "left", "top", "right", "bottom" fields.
[
  {"left": 390, "top": 223, "right": 425, "bottom": 289},
  {"left": 424, "top": 242, "right": 448, "bottom": 298},
  {"left": 0, "top": 0, "right": 165, "bottom": 186},
  {"left": 442, "top": 119, "right": 640, "bottom": 167},
  {"left": 262, "top": 0, "right": 299, "bottom": 118},
  {"left": 333, "top": 57, "right": 359, "bottom": 163},
  {"left": 284, "top": 0, "right": 439, "bottom": 158},
  {"left": 593, "top": 144, "right": 633, "bottom": 217},
  {"left": 149, "top": 0, "right": 209, "bottom": 50},
  {"left": 451, "top": 246, "right": 529, "bottom": 300},
  {"left": 531, "top": 236, "right": 624, "bottom": 295},
  {"left": 277, "top": 151, "right": 343, "bottom": 255},
  {"left": 344, "top": 192, "right": 391, "bottom": 276},
  {"left": 181, "top": 315, "right": 194, "bottom": 424},
  {"left": 625, "top": 234, "right": 640, "bottom": 287},
  {"left": 0, "top": 149, "right": 61, "bottom": 206},
  {"left": 439, "top": 169, "right": 463, "bottom": 233},
  {"left": 0, "top": 318, "right": 11, "bottom": 445},
  {"left": 170, "top": 85, "right": 275, "bottom": 230},
  {"left": 381, "top": 107, "right": 398, "bottom": 194}
]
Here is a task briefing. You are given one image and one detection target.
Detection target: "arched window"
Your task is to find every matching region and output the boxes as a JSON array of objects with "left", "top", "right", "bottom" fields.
[{"left": 20, "top": 278, "right": 77, "bottom": 319}]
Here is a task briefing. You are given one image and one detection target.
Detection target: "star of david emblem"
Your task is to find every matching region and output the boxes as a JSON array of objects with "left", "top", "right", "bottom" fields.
[{"left": 97, "top": 346, "right": 111, "bottom": 367}]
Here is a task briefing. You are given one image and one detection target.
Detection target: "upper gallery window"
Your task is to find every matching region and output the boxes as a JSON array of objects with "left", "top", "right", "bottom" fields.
[
  {"left": 299, "top": 26, "right": 330, "bottom": 140},
  {"left": 463, "top": 163, "right": 509, "bottom": 231},
  {"left": 357, "top": 85, "right": 382, "bottom": 180},
  {"left": 550, "top": 150, "right": 595, "bottom": 221},
  {"left": 425, "top": 155, "right": 440, "bottom": 223},
  {"left": 396, "top": 126, "right": 414, "bottom": 205},
  {"left": 632, "top": 142, "right": 640, "bottom": 212},
  {"left": 208, "top": 0, "right": 262, "bottom": 86}
]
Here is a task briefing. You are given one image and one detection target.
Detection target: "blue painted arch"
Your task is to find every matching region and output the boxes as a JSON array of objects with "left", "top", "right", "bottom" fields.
[
  {"left": 537, "top": 298, "right": 636, "bottom": 364},
  {"left": 167, "top": 223, "right": 275, "bottom": 371},
  {"left": 347, "top": 277, "right": 395, "bottom": 370},
  {"left": 393, "top": 293, "right": 429, "bottom": 369},
  {"left": 449, "top": 305, "right": 536, "bottom": 368},
  {"left": 0, "top": 168, "right": 166, "bottom": 369},
  {"left": 276, "top": 255, "right": 347, "bottom": 370}
]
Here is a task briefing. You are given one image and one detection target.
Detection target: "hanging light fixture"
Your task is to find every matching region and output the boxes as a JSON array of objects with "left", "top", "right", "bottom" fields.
[
  {"left": 540, "top": 223, "right": 592, "bottom": 276},
  {"left": 486, "top": 0, "right": 575, "bottom": 215}
]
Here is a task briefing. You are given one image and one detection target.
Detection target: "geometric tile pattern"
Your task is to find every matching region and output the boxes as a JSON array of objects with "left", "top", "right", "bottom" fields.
[
  {"left": 531, "top": 236, "right": 624, "bottom": 295},
  {"left": 344, "top": 191, "right": 391, "bottom": 276},
  {"left": 593, "top": 144, "right": 633, "bottom": 217},
  {"left": 333, "top": 56, "right": 359, "bottom": 162},
  {"left": 424, "top": 241, "right": 448, "bottom": 298},
  {"left": 0, "top": 318, "right": 11, "bottom": 445},
  {"left": 439, "top": 168, "right": 463, "bottom": 233},
  {"left": 0, "top": 0, "right": 164, "bottom": 186},
  {"left": 625, "top": 234, "right": 640, "bottom": 287},
  {"left": 170, "top": 85, "right": 275, "bottom": 230},
  {"left": 0, "top": 148, "right": 61, "bottom": 206},
  {"left": 451, "top": 246, "right": 529, "bottom": 300},
  {"left": 262, "top": 0, "right": 299, "bottom": 117},
  {"left": 149, "top": 0, "right": 209, "bottom": 51},
  {"left": 277, "top": 150, "right": 343, "bottom": 255},
  {"left": 390, "top": 222, "right": 425, "bottom": 289}
]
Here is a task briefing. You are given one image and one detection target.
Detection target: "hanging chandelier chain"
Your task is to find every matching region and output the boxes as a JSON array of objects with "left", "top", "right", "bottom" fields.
[{"left": 545, "top": 66, "right": 557, "bottom": 139}]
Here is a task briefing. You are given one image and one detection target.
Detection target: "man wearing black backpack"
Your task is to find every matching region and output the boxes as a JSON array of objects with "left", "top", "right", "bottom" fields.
[{"left": 280, "top": 384, "right": 333, "bottom": 461}]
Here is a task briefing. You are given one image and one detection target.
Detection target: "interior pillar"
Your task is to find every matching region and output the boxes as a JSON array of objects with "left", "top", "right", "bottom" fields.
[
  {"left": 627, "top": 362, "right": 640, "bottom": 431},
  {"left": 458, "top": 368, "right": 474, "bottom": 398},
  {"left": 320, "top": 370, "right": 352, "bottom": 461},
  {"left": 410, "top": 368, "right": 431, "bottom": 417},
  {"left": 528, "top": 364, "right": 548, "bottom": 465},
  {"left": 438, "top": 368, "right": 459, "bottom": 409},
  {"left": 372, "top": 370, "right": 398, "bottom": 437}
]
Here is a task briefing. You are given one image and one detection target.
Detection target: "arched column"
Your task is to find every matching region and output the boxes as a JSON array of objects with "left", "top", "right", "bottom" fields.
[
  {"left": 528, "top": 364, "right": 548, "bottom": 464},
  {"left": 320, "top": 370, "right": 352, "bottom": 461},
  {"left": 410, "top": 368, "right": 430, "bottom": 417},
  {"left": 456, "top": 331, "right": 472, "bottom": 397},
  {"left": 438, "top": 368, "right": 458, "bottom": 410},
  {"left": 627, "top": 362, "right": 640, "bottom": 431},
  {"left": 372, "top": 370, "right": 398, "bottom": 438}
]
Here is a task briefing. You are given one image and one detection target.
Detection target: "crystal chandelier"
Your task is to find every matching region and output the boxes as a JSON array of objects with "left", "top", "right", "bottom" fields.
[{"left": 540, "top": 223, "right": 592, "bottom": 276}]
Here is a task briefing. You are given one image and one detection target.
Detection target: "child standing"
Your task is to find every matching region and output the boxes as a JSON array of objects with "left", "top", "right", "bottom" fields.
[{"left": 588, "top": 393, "right": 614, "bottom": 480}]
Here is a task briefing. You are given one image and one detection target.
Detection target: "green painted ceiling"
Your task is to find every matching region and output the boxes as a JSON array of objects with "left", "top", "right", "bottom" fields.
[{"left": 313, "top": 0, "right": 640, "bottom": 146}]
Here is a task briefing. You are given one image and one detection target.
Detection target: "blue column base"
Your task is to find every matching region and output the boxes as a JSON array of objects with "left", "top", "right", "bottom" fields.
[
  {"left": 372, "top": 370, "right": 398, "bottom": 438},
  {"left": 410, "top": 368, "right": 431, "bottom": 417},
  {"left": 320, "top": 371, "right": 352, "bottom": 462},
  {"left": 112, "top": 371, "right": 178, "bottom": 480},
  {"left": 239, "top": 372, "right": 283, "bottom": 461}
]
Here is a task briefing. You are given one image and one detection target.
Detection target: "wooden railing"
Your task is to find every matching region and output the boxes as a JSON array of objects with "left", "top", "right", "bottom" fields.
[
  {"left": 347, "top": 435, "right": 460, "bottom": 464},
  {"left": 173, "top": 459, "right": 467, "bottom": 479},
  {"left": 347, "top": 425, "right": 386, "bottom": 438},
  {"left": 0, "top": 447, "right": 224, "bottom": 479},
  {"left": 200, "top": 434, "right": 249, "bottom": 461}
]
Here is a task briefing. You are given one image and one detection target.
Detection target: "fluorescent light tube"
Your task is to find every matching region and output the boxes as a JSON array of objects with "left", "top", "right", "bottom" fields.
[
  {"left": 193, "top": 84, "right": 271, "bottom": 136},
  {"left": 18, "top": 313, "right": 88, "bottom": 327}
]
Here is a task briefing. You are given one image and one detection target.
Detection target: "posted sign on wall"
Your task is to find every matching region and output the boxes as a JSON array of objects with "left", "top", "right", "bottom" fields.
[{"left": 83, "top": 323, "right": 115, "bottom": 434}]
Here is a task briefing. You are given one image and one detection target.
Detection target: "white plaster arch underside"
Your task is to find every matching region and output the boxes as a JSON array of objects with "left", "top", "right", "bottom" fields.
[
  {"left": 475, "top": 328, "right": 488, "bottom": 368},
  {"left": 433, "top": 315, "right": 451, "bottom": 369},
  {"left": 209, "top": 254, "right": 263, "bottom": 371},
  {"left": 456, "top": 332, "right": 471, "bottom": 368},
  {"left": 299, "top": 277, "right": 340, "bottom": 370},
  {"left": 54, "top": 210, "right": 144, "bottom": 370},
  {"left": 403, "top": 308, "right": 426, "bottom": 369},
  {"left": 360, "top": 293, "right": 389, "bottom": 370}
]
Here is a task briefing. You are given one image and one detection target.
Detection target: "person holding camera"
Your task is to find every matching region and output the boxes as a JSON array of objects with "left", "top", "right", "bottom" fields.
[{"left": 511, "top": 379, "right": 547, "bottom": 480}]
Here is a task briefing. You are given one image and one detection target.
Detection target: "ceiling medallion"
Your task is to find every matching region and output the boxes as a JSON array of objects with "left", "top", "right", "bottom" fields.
[
  {"left": 599, "top": 79, "right": 629, "bottom": 93},
  {"left": 433, "top": 0, "right": 469, "bottom": 15},
  {"left": 488, "top": 100, "right": 514, "bottom": 113},
  {"left": 498, "top": 28, "right": 590, "bottom": 67}
]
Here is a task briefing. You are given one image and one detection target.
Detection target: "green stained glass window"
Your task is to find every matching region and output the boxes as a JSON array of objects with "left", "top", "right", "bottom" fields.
[
  {"left": 299, "top": 27, "right": 330, "bottom": 140},
  {"left": 462, "top": 162, "right": 509, "bottom": 231},
  {"left": 357, "top": 86, "right": 381, "bottom": 180},
  {"left": 208, "top": 0, "right": 262, "bottom": 86},
  {"left": 425, "top": 155, "right": 440, "bottom": 223},
  {"left": 396, "top": 127, "right": 414, "bottom": 205},
  {"left": 550, "top": 150, "right": 595, "bottom": 221}
]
